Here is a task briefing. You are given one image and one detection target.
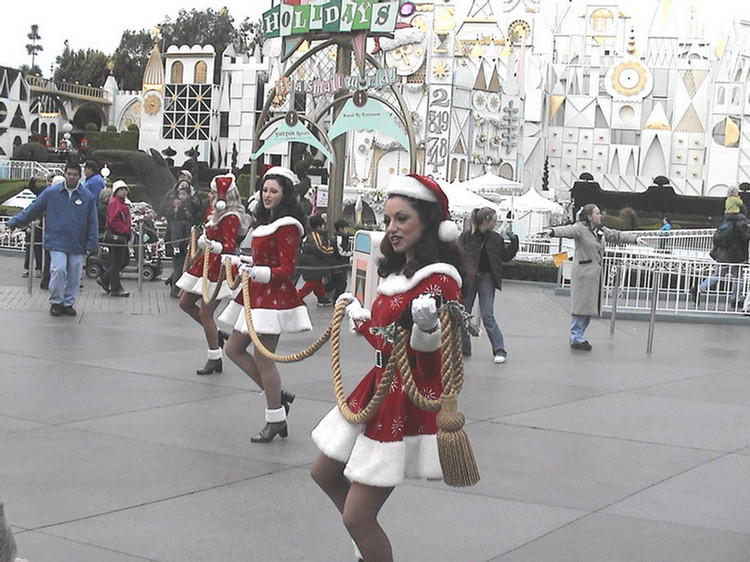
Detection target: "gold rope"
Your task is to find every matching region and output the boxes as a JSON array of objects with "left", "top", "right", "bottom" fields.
[
  {"left": 395, "top": 310, "right": 479, "bottom": 487},
  {"left": 240, "top": 271, "right": 335, "bottom": 362},
  {"left": 329, "top": 299, "right": 400, "bottom": 425}
]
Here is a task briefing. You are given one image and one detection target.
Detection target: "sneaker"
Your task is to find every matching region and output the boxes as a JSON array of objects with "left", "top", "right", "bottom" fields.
[
  {"left": 570, "top": 341, "right": 592, "bottom": 351},
  {"left": 50, "top": 304, "right": 63, "bottom": 317},
  {"left": 61, "top": 306, "right": 77, "bottom": 316},
  {"left": 493, "top": 355, "right": 507, "bottom": 364},
  {"left": 111, "top": 290, "right": 130, "bottom": 298},
  {"left": 96, "top": 276, "right": 110, "bottom": 294},
  {"left": 22, "top": 270, "right": 29, "bottom": 278},
  {"left": 35, "top": 270, "right": 42, "bottom": 278},
  {"left": 317, "top": 297, "right": 333, "bottom": 307}
]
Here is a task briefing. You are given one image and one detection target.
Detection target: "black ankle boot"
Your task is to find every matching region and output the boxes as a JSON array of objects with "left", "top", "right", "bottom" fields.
[
  {"left": 196, "top": 358, "right": 222, "bottom": 375},
  {"left": 250, "top": 421, "right": 288, "bottom": 443},
  {"left": 218, "top": 331, "right": 230, "bottom": 349},
  {"left": 280, "top": 390, "right": 296, "bottom": 414}
]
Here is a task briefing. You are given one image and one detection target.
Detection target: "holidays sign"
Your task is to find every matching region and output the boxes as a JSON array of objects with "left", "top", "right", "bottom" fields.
[{"left": 263, "top": 0, "right": 399, "bottom": 39}]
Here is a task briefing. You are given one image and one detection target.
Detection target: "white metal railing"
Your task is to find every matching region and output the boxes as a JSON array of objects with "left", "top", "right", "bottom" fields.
[
  {"left": 0, "top": 161, "right": 65, "bottom": 181},
  {"left": 26, "top": 75, "right": 110, "bottom": 101},
  {"left": 0, "top": 217, "right": 29, "bottom": 249},
  {"left": 602, "top": 248, "right": 749, "bottom": 315}
]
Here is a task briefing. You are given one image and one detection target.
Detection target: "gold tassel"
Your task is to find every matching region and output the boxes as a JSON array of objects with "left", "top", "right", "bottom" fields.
[{"left": 436, "top": 395, "right": 480, "bottom": 487}]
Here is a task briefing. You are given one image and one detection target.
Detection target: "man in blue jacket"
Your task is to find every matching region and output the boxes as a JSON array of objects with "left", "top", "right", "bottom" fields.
[
  {"left": 82, "top": 159, "right": 105, "bottom": 200},
  {"left": 5, "top": 160, "right": 98, "bottom": 316}
]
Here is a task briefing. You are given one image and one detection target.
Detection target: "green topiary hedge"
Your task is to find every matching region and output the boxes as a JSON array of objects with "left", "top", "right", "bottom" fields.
[{"left": 503, "top": 260, "right": 558, "bottom": 283}]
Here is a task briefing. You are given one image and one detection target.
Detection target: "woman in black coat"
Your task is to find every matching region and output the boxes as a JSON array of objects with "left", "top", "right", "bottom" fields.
[{"left": 458, "top": 207, "right": 518, "bottom": 363}]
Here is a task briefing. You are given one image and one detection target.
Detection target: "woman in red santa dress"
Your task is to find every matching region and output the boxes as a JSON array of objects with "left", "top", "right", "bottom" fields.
[
  {"left": 310, "top": 174, "right": 463, "bottom": 562},
  {"left": 219, "top": 166, "right": 311, "bottom": 443},
  {"left": 177, "top": 173, "right": 247, "bottom": 375}
]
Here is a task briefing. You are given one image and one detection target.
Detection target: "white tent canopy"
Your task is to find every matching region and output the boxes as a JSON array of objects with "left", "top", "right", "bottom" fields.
[
  {"left": 460, "top": 172, "right": 524, "bottom": 201},
  {"left": 505, "top": 188, "right": 564, "bottom": 214},
  {"left": 438, "top": 180, "right": 500, "bottom": 219}
]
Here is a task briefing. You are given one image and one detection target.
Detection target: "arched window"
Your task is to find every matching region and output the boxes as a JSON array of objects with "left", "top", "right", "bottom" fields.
[
  {"left": 732, "top": 87, "right": 740, "bottom": 105},
  {"left": 41, "top": 123, "right": 47, "bottom": 136},
  {"left": 717, "top": 87, "right": 725, "bottom": 105},
  {"left": 589, "top": 9, "right": 614, "bottom": 34},
  {"left": 170, "top": 61, "right": 184, "bottom": 84},
  {"left": 194, "top": 61, "right": 207, "bottom": 84}
]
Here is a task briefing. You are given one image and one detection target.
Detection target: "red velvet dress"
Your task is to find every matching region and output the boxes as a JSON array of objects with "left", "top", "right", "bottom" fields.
[
  {"left": 176, "top": 212, "right": 242, "bottom": 300},
  {"left": 311, "top": 263, "right": 462, "bottom": 487},
  {"left": 219, "top": 216, "right": 312, "bottom": 335}
]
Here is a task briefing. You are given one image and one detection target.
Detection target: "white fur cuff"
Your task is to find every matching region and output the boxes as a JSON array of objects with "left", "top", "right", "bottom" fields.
[
  {"left": 410, "top": 321, "right": 442, "bottom": 352},
  {"left": 252, "top": 266, "right": 271, "bottom": 284},
  {"left": 207, "top": 348, "right": 222, "bottom": 360},
  {"left": 265, "top": 406, "right": 286, "bottom": 423}
]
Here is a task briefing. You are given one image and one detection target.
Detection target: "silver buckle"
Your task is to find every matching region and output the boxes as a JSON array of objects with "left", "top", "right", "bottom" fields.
[{"left": 375, "top": 350, "right": 383, "bottom": 368}]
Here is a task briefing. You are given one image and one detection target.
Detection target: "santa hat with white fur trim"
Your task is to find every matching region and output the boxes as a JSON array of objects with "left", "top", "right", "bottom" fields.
[
  {"left": 210, "top": 173, "right": 238, "bottom": 212},
  {"left": 263, "top": 166, "right": 299, "bottom": 185},
  {"left": 386, "top": 174, "right": 460, "bottom": 242}
]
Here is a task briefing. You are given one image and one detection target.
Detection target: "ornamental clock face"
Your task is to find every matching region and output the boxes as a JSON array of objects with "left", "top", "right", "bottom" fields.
[
  {"left": 144, "top": 93, "right": 161, "bottom": 115},
  {"left": 605, "top": 58, "right": 653, "bottom": 99}
]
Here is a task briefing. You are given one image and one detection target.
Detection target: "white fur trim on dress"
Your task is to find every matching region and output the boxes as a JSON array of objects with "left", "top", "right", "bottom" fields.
[
  {"left": 175, "top": 272, "right": 237, "bottom": 300},
  {"left": 311, "top": 406, "right": 442, "bottom": 487},
  {"left": 205, "top": 210, "right": 244, "bottom": 228},
  {"left": 377, "top": 263, "right": 462, "bottom": 296},
  {"left": 250, "top": 216, "right": 304, "bottom": 240},
  {"left": 218, "top": 300, "right": 312, "bottom": 335},
  {"left": 410, "top": 321, "right": 442, "bottom": 352}
]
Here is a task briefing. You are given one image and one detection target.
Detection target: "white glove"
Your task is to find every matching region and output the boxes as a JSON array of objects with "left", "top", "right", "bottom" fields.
[
  {"left": 208, "top": 240, "right": 223, "bottom": 254},
  {"left": 197, "top": 234, "right": 207, "bottom": 249},
  {"left": 239, "top": 263, "right": 255, "bottom": 279},
  {"left": 411, "top": 294, "right": 439, "bottom": 333},
  {"left": 239, "top": 255, "right": 254, "bottom": 266},
  {"left": 222, "top": 254, "right": 243, "bottom": 267},
  {"left": 337, "top": 292, "right": 356, "bottom": 305},
  {"left": 344, "top": 297, "right": 371, "bottom": 323}
]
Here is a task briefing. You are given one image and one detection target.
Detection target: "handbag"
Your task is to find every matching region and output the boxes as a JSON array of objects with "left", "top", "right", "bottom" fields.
[{"left": 104, "top": 230, "right": 127, "bottom": 245}]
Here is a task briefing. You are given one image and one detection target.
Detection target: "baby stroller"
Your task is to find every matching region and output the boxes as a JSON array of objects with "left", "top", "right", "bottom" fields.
[{"left": 85, "top": 218, "right": 163, "bottom": 281}]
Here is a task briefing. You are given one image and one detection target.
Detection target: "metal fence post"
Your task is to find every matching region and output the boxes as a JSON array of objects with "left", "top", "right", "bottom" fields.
[
  {"left": 609, "top": 263, "right": 621, "bottom": 334},
  {"left": 137, "top": 221, "right": 144, "bottom": 292},
  {"left": 647, "top": 270, "right": 662, "bottom": 353},
  {"left": 26, "top": 225, "right": 35, "bottom": 295}
]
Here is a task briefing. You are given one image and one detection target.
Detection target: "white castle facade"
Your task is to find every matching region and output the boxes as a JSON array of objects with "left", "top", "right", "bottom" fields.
[{"left": 7, "top": 0, "right": 750, "bottom": 204}]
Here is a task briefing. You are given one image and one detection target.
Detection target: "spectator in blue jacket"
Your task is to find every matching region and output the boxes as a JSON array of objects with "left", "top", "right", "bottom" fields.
[
  {"left": 82, "top": 160, "right": 105, "bottom": 200},
  {"left": 5, "top": 160, "right": 98, "bottom": 317}
]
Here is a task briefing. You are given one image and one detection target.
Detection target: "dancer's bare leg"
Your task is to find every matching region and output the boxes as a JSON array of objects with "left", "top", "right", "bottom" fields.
[
  {"left": 178, "top": 292, "right": 202, "bottom": 324},
  {"left": 225, "top": 330, "right": 263, "bottom": 389},
  {"left": 197, "top": 298, "right": 222, "bottom": 349},
  {"left": 311, "top": 453, "right": 350, "bottom": 513},
  {"left": 254, "top": 333, "right": 280, "bottom": 408},
  {"left": 343, "top": 482, "right": 394, "bottom": 562}
]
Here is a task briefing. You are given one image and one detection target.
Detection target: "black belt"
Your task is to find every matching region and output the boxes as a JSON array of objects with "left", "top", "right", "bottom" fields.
[
  {"left": 375, "top": 350, "right": 416, "bottom": 369},
  {"left": 375, "top": 350, "right": 390, "bottom": 368}
]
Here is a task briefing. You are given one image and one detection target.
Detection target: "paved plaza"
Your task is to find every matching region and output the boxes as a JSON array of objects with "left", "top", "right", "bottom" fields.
[{"left": 1, "top": 253, "right": 750, "bottom": 562}]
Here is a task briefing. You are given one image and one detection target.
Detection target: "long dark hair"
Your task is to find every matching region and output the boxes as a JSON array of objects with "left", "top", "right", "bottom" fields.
[
  {"left": 253, "top": 173, "right": 307, "bottom": 231},
  {"left": 378, "top": 195, "right": 463, "bottom": 278}
]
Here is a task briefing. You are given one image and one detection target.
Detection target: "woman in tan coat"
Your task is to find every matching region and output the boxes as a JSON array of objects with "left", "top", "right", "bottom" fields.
[{"left": 540, "top": 204, "right": 643, "bottom": 351}]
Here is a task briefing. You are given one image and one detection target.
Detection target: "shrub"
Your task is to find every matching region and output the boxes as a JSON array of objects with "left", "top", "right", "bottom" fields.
[{"left": 503, "top": 260, "right": 558, "bottom": 283}]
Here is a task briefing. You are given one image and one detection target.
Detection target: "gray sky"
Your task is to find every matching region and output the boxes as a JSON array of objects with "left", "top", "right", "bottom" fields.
[
  {"left": 1, "top": 0, "right": 745, "bottom": 78},
  {"left": 1, "top": 0, "right": 268, "bottom": 75}
]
